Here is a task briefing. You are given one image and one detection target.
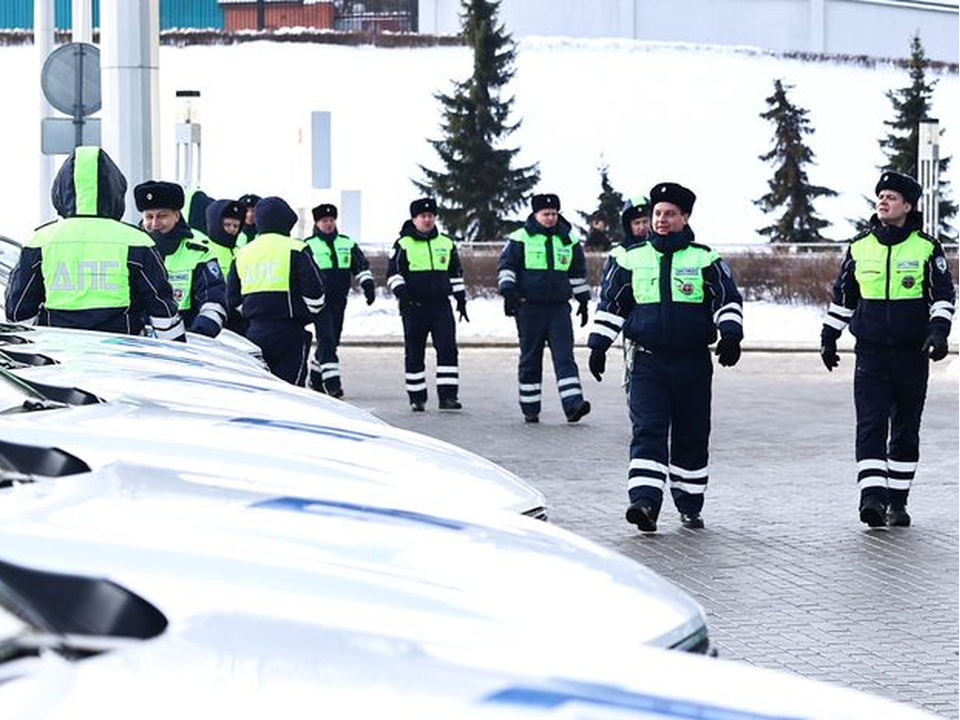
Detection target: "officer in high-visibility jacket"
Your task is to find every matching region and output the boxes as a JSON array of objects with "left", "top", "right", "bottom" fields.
[
  {"left": 497, "top": 193, "right": 591, "bottom": 424},
  {"left": 226, "top": 196, "right": 326, "bottom": 385},
  {"left": 205, "top": 198, "right": 247, "bottom": 336},
  {"left": 820, "top": 171, "right": 955, "bottom": 528},
  {"left": 305, "top": 202, "right": 376, "bottom": 398},
  {"left": 387, "top": 197, "right": 468, "bottom": 411},
  {"left": 587, "top": 182, "right": 743, "bottom": 533},
  {"left": 135, "top": 181, "right": 227, "bottom": 338},
  {"left": 4, "top": 146, "right": 184, "bottom": 341}
]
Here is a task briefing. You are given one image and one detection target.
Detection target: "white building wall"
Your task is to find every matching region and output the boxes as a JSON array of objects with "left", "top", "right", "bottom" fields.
[{"left": 419, "top": 0, "right": 959, "bottom": 64}]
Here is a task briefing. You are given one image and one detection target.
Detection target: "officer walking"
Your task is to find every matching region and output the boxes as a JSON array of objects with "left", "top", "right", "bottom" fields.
[
  {"left": 304, "top": 203, "right": 376, "bottom": 397},
  {"left": 5, "top": 146, "right": 184, "bottom": 340},
  {"left": 497, "top": 193, "right": 591, "bottom": 424},
  {"left": 226, "top": 196, "right": 326, "bottom": 385},
  {"left": 587, "top": 182, "right": 743, "bottom": 532},
  {"left": 135, "top": 181, "right": 228, "bottom": 338},
  {"left": 387, "top": 197, "right": 467, "bottom": 411},
  {"left": 820, "top": 171, "right": 955, "bottom": 528}
]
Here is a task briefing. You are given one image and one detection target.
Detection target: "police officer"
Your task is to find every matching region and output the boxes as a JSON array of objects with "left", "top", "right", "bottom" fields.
[
  {"left": 820, "top": 171, "right": 955, "bottom": 528},
  {"left": 205, "top": 198, "right": 247, "bottom": 335},
  {"left": 236, "top": 193, "right": 261, "bottom": 248},
  {"left": 135, "top": 181, "right": 228, "bottom": 338},
  {"left": 305, "top": 202, "right": 376, "bottom": 398},
  {"left": 5, "top": 146, "right": 184, "bottom": 340},
  {"left": 226, "top": 196, "right": 326, "bottom": 385},
  {"left": 387, "top": 197, "right": 467, "bottom": 411},
  {"left": 497, "top": 192, "right": 591, "bottom": 424},
  {"left": 587, "top": 182, "right": 743, "bottom": 532}
]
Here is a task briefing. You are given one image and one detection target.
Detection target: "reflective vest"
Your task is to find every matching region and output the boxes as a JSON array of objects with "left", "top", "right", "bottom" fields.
[
  {"left": 510, "top": 229, "right": 575, "bottom": 271},
  {"left": 851, "top": 232, "right": 932, "bottom": 301},
  {"left": 203, "top": 240, "right": 234, "bottom": 281},
  {"left": 164, "top": 240, "right": 213, "bottom": 311},
  {"left": 235, "top": 233, "right": 304, "bottom": 294},
  {"left": 30, "top": 218, "right": 151, "bottom": 311},
  {"left": 307, "top": 234, "right": 354, "bottom": 270},
  {"left": 619, "top": 243, "right": 717, "bottom": 304},
  {"left": 398, "top": 234, "right": 453, "bottom": 272}
]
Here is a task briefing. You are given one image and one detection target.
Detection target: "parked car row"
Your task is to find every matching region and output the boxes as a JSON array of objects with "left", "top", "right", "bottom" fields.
[{"left": 0, "top": 232, "right": 937, "bottom": 718}]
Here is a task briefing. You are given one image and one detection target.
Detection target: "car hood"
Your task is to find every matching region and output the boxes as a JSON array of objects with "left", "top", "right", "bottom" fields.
[
  {"left": 0, "top": 462, "right": 703, "bottom": 652},
  {"left": 0, "top": 398, "right": 545, "bottom": 516},
  {"left": 0, "top": 609, "right": 935, "bottom": 720}
]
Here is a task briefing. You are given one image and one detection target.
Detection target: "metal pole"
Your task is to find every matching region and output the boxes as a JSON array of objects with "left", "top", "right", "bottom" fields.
[
  {"left": 36, "top": 0, "right": 56, "bottom": 226},
  {"left": 918, "top": 119, "right": 940, "bottom": 237},
  {"left": 74, "top": 44, "right": 85, "bottom": 148}
]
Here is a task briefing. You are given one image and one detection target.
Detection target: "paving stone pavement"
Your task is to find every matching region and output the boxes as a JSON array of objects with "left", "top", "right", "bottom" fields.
[{"left": 333, "top": 345, "right": 959, "bottom": 718}]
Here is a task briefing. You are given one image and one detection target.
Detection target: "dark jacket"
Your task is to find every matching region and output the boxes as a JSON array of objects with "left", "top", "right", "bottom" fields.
[
  {"left": 822, "top": 213, "right": 955, "bottom": 349},
  {"left": 306, "top": 229, "right": 374, "bottom": 300},
  {"left": 386, "top": 221, "right": 465, "bottom": 304},
  {"left": 5, "top": 147, "right": 184, "bottom": 340},
  {"left": 497, "top": 215, "right": 590, "bottom": 305},
  {"left": 588, "top": 226, "right": 743, "bottom": 353}
]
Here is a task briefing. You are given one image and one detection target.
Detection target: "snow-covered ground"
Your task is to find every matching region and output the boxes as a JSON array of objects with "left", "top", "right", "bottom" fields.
[{"left": 1, "top": 36, "right": 957, "bottom": 246}]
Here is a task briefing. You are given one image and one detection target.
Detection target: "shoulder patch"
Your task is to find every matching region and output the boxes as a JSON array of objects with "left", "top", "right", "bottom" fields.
[
  {"left": 206, "top": 260, "right": 221, "bottom": 277},
  {"left": 935, "top": 255, "right": 949, "bottom": 274}
]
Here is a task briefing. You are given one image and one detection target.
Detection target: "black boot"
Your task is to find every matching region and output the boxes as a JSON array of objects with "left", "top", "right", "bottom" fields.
[
  {"left": 625, "top": 502, "right": 658, "bottom": 532},
  {"left": 859, "top": 497, "right": 887, "bottom": 528}
]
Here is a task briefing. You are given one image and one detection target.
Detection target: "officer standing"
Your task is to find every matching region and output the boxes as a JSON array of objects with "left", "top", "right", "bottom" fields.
[
  {"left": 820, "top": 171, "right": 955, "bottom": 528},
  {"left": 226, "top": 196, "right": 326, "bottom": 385},
  {"left": 205, "top": 198, "right": 247, "bottom": 335},
  {"left": 387, "top": 197, "right": 467, "bottom": 411},
  {"left": 587, "top": 182, "right": 743, "bottom": 532},
  {"left": 135, "top": 181, "right": 228, "bottom": 338},
  {"left": 236, "top": 193, "right": 261, "bottom": 248},
  {"left": 5, "top": 146, "right": 184, "bottom": 340},
  {"left": 497, "top": 193, "right": 591, "bottom": 424},
  {"left": 305, "top": 203, "right": 376, "bottom": 398}
]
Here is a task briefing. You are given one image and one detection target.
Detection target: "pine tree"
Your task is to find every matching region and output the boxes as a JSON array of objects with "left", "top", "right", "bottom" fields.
[
  {"left": 577, "top": 162, "right": 625, "bottom": 245},
  {"left": 877, "top": 33, "right": 956, "bottom": 238},
  {"left": 413, "top": 0, "right": 539, "bottom": 243},
  {"left": 754, "top": 78, "right": 836, "bottom": 245}
]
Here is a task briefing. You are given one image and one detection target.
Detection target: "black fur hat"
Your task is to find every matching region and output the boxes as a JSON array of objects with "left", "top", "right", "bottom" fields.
[
  {"left": 238, "top": 193, "right": 261, "bottom": 209},
  {"left": 134, "top": 181, "right": 184, "bottom": 212},
  {"left": 649, "top": 182, "right": 696, "bottom": 215},
  {"left": 875, "top": 171, "right": 922, "bottom": 206},
  {"left": 312, "top": 203, "right": 338, "bottom": 221},
  {"left": 409, "top": 197, "right": 438, "bottom": 217},
  {"left": 531, "top": 193, "right": 561, "bottom": 213},
  {"left": 254, "top": 196, "right": 298, "bottom": 235}
]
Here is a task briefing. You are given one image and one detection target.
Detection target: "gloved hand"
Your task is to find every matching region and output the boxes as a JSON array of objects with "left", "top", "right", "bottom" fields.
[
  {"left": 820, "top": 335, "right": 839, "bottom": 372},
  {"left": 362, "top": 281, "right": 376, "bottom": 306},
  {"left": 588, "top": 347, "right": 606, "bottom": 382},
  {"left": 715, "top": 334, "right": 741, "bottom": 367},
  {"left": 503, "top": 290, "right": 520, "bottom": 317},
  {"left": 456, "top": 297, "right": 469, "bottom": 323},
  {"left": 923, "top": 330, "right": 948, "bottom": 361},
  {"left": 576, "top": 300, "right": 589, "bottom": 328}
]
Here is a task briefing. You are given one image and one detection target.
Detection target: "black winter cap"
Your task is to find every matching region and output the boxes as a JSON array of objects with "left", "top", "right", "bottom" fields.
[
  {"left": 649, "top": 182, "right": 696, "bottom": 215},
  {"left": 238, "top": 193, "right": 261, "bottom": 209},
  {"left": 135, "top": 181, "right": 185, "bottom": 212},
  {"left": 531, "top": 193, "right": 561, "bottom": 213},
  {"left": 621, "top": 196, "right": 650, "bottom": 225},
  {"left": 410, "top": 197, "right": 438, "bottom": 217},
  {"left": 254, "top": 196, "right": 298, "bottom": 235},
  {"left": 875, "top": 171, "right": 922, "bottom": 206},
  {"left": 312, "top": 203, "right": 338, "bottom": 221}
]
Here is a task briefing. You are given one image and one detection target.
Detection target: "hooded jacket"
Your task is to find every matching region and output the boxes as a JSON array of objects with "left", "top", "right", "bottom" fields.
[{"left": 5, "top": 146, "right": 184, "bottom": 340}]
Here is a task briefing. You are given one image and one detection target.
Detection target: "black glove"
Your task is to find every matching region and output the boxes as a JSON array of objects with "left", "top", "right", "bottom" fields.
[
  {"left": 820, "top": 335, "right": 839, "bottom": 372},
  {"left": 456, "top": 297, "right": 469, "bottom": 323},
  {"left": 923, "top": 330, "right": 948, "bottom": 361},
  {"left": 576, "top": 300, "right": 589, "bottom": 328},
  {"left": 715, "top": 335, "right": 741, "bottom": 367},
  {"left": 503, "top": 290, "right": 520, "bottom": 317},
  {"left": 362, "top": 281, "right": 376, "bottom": 306},
  {"left": 588, "top": 347, "right": 606, "bottom": 382}
]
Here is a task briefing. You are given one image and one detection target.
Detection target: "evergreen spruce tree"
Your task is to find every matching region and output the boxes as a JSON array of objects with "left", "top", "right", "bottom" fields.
[
  {"left": 414, "top": 0, "right": 539, "bottom": 243},
  {"left": 754, "top": 78, "right": 836, "bottom": 244},
  {"left": 577, "top": 162, "right": 625, "bottom": 245},
  {"left": 877, "top": 33, "right": 956, "bottom": 238}
]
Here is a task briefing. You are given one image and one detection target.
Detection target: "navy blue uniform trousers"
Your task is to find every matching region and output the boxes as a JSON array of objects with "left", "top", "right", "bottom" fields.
[
  {"left": 247, "top": 320, "right": 311, "bottom": 387},
  {"left": 401, "top": 297, "right": 458, "bottom": 405},
  {"left": 515, "top": 303, "right": 584, "bottom": 418},
  {"left": 628, "top": 348, "right": 712, "bottom": 516},
  {"left": 854, "top": 344, "right": 929, "bottom": 509},
  {"left": 311, "top": 295, "right": 347, "bottom": 394}
]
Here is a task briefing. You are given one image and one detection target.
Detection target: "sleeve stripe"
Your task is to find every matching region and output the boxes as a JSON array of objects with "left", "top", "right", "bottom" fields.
[
  {"left": 594, "top": 310, "right": 623, "bottom": 328},
  {"left": 824, "top": 315, "right": 848, "bottom": 331},
  {"left": 591, "top": 324, "right": 621, "bottom": 341},
  {"left": 828, "top": 302, "right": 855, "bottom": 318}
]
